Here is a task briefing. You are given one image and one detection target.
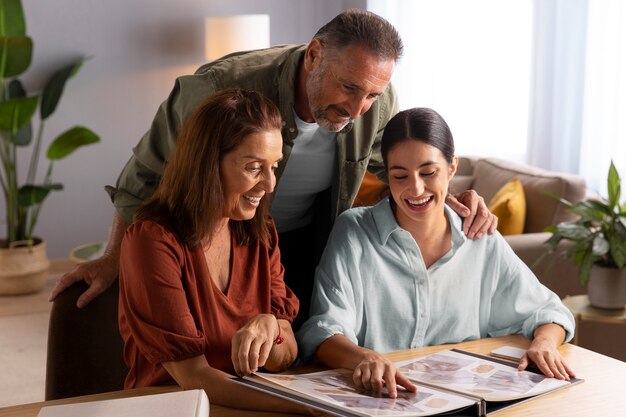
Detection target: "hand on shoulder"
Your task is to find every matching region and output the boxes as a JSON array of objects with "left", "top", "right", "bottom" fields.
[{"left": 447, "top": 190, "right": 498, "bottom": 239}]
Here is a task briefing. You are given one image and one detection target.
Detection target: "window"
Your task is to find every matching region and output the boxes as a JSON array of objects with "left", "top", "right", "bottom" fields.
[
  {"left": 579, "top": 0, "right": 626, "bottom": 195},
  {"left": 370, "top": 0, "right": 533, "bottom": 161}
]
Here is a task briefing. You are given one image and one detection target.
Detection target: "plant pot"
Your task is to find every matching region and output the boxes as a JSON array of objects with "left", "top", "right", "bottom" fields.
[
  {"left": 587, "top": 264, "right": 626, "bottom": 310},
  {"left": 0, "top": 238, "right": 50, "bottom": 295}
]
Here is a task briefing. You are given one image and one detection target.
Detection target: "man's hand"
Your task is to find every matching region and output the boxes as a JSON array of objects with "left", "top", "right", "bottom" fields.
[
  {"left": 352, "top": 352, "right": 417, "bottom": 399},
  {"left": 447, "top": 190, "right": 498, "bottom": 239},
  {"left": 48, "top": 254, "right": 119, "bottom": 308},
  {"left": 49, "top": 212, "right": 129, "bottom": 308},
  {"left": 231, "top": 314, "right": 277, "bottom": 376}
]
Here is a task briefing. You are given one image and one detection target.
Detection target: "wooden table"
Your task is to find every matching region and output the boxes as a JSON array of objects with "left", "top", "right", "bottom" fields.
[
  {"left": 563, "top": 294, "right": 626, "bottom": 345},
  {"left": 1, "top": 334, "right": 625, "bottom": 417}
]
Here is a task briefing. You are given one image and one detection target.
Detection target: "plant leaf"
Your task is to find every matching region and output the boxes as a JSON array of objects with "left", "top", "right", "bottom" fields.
[
  {"left": 7, "top": 78, "right": 26, "bottom": 98},
  {"left": 578, "top": 249, "right": 596, "bottom": 287},
  {"left": 17, "top": 183, "right": 63, "bottom": 207},
  {"left": 7, "top": 79, "right": 32, "bottom": 145},
  {"left": 608, "top": 221, "right": 626, "bottom": 268},
  {"left": 607, "top": 161, "right": 621, "bottom": 209},
  {"left": 543, "top": 190, "right": 577, "bottom": 209},
  {"left": 13, "top": 118, "right": 31, "bottom": 145},
  {"left": 542, "top": 230, "right": 562, "bottom": 251},
  {"left": 568, "top": 199, "right": 610, "bottom": 221},
  {"left": 0, "top": 0, "right": 27, "bottom": 36},
  {"left": 608, "top": 235, "right": 626, "bottom": 269},
  {"left": 591, "top": 235, "right": 609, "bottom": 257},
  {"left": 0, "top": 96, "right": 38, "bottom": 134},
  {"left": 46, "top": 126, "right": 100, "bottom": 160},
  {"left": 0, "top": 35, "right": 33, "bottom": 76},
  {"left": 552, "top": 222, "right": 592, "bottom": 240},
  {"left": 40, "top": 60, "right": 85, "bottom": 120}
]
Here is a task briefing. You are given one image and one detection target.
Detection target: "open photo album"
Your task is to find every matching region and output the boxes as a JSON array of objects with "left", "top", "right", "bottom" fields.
[{"left": 234, "top": 349, "right": 583, "bottom": 417}]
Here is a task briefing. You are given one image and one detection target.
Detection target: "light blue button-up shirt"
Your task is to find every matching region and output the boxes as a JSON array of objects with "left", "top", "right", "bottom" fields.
[{"left": 297, "top": 198, "right": 575, "bottom": 362}]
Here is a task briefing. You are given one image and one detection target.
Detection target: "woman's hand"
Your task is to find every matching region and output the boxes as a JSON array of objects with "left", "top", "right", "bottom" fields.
[
  {"left": 231, "top": 314, "right": 278, "bottom": 376},
  {"left": 316, "top": 335, "right": 416, "bottom": 399},
  {"left": 447, "top": 190, "right": 498, "bottom": 239},
  {"left": 519, "top": 324, "right": 576, "bottom": 380},
  {"left": 352, "top": 351, "right": 417, "bottom": 399}
]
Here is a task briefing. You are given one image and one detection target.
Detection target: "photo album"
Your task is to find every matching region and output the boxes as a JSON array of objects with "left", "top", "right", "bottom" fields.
[{"left": 234, "top": 349, "right": 583, "bottom": 417}]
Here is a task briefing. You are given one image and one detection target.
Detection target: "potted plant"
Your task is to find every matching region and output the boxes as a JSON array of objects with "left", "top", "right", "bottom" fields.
[
  {"left": 544, "top": 161, "right": 626, "bottom": 309},
  {"left": 0, "top": 0, "right": 99, "bottom": 294}
]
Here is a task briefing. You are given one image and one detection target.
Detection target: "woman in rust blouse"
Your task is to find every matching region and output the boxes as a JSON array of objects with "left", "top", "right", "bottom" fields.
[{"left": 118, "top": 89, "right": 304, "bottom": 413}]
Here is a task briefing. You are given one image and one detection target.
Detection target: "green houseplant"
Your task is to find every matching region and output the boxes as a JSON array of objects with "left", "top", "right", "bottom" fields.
[
  {"left": 544, "top": 161, "right": 626, "bottom": 308},
  {"left": 0, "top": 0, "right": 99, "bottom": 294},
  {"left": 1, "top": 0, "right": 99, "bottom": 246}
]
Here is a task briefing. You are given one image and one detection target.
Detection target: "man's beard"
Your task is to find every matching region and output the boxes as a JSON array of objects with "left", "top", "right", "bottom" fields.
[
  {"left": 312, "top": 107, "right": 353, "bottom": 133},
  {"left": 306, "top": 65, "right": 352, "bottom": 132}
]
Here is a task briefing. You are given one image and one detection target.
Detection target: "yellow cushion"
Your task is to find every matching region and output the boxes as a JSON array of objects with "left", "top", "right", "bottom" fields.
[{"left": 487, "top": 176, "right": 526, "bottom": 235}]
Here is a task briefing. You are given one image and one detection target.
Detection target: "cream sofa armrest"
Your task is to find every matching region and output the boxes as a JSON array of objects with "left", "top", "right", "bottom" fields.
[{"left": 505, "top": 232, "right": 585, "bottom": 299}]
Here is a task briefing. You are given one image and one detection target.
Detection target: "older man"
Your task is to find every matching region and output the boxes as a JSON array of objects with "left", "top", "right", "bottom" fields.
[{"left": 50, "top": 9, "right": 496, "bottom": 329}]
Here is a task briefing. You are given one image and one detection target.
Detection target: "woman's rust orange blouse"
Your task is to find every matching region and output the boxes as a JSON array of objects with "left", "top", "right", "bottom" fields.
[{"left": 118, "top": 220, "right": 299, "bottom": 389}]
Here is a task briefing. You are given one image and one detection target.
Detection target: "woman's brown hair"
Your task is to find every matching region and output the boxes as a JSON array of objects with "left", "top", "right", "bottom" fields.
[{"left": 134, "top": 89, "right": 283, "bottom": 247}]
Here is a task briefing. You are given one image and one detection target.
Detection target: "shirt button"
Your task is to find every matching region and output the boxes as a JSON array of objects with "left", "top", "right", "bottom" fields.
[{"left": 289, "top": 128, "right": 295, "bottom": 133}]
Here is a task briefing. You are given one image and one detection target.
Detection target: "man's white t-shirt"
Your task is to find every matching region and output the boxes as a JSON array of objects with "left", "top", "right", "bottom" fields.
[{"left": 270, "top": 112, "right": 336, "bottom": 233}]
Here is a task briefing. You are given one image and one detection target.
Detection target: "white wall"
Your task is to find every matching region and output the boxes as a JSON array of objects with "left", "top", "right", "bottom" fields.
[{"left": 12, "top": 0, "right": 363, "bottom": 257}]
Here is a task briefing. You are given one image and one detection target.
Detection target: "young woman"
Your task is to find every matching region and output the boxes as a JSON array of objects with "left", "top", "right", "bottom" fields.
[{"left": 297, "top": 108, "right": 576, "bottom": 398}]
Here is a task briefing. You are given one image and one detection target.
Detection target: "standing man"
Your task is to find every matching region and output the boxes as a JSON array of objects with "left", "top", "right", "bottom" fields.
[{"left": 50, "top": 9, "right": 496, "bottom": 329}]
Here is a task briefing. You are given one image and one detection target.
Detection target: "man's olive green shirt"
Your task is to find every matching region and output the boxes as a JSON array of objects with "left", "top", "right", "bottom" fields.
[{"left": 106, "top": 44, "right": 399, "bottom": 224}]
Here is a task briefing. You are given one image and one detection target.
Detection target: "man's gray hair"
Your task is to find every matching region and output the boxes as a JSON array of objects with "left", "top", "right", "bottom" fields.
[{"left": 313, "top": 9, "right": 403, "bottom": 61}]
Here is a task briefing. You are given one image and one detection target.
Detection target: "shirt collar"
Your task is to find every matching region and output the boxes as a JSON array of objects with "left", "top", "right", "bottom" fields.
[
  {"left": 371, "top": 198, "right": 404, "bottom": 246},
  {"left": 372, "top": 197, "right": 468, "bottom": 249},
  {"left": 446, "top": 204, "right": 468, "bottom": 252}
]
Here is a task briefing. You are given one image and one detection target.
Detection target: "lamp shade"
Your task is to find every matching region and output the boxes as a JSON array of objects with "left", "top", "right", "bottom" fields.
[{"left": 205, "top": 14, "right": 270, "bottom": 61}]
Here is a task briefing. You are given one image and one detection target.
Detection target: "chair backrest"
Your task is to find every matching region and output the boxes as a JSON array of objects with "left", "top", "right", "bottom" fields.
[{"left": 45, "top": 280, "right": 128, "bottom": 400}]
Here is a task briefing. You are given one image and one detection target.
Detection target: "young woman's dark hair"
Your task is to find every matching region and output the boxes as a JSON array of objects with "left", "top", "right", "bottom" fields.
[
  {"left": 135, "top": 88, "right": 282, "bottom": 247},
  {"left": 381, "top": 107, "right": 455, "bottom": 168}
]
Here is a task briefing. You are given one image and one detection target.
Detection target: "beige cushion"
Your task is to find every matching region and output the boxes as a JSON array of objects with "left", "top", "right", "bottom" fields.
[
  {"left": 455, "top": 156, "right": 476, "bottom": 176},
  {"left": 449, "top": 175, "right": 475, "bottom": 194},
  {"left": 470, "top": 158, "right": 586, "bottom": 233}
]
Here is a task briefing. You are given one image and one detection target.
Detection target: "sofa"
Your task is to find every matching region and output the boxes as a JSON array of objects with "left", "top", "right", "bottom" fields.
[{"left": 449, "top": 156, "right": 587, "bottom": 299}]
